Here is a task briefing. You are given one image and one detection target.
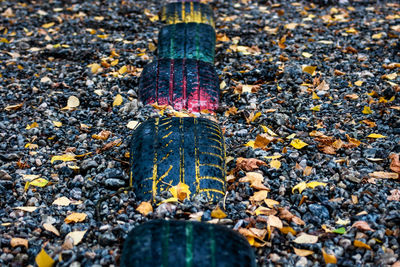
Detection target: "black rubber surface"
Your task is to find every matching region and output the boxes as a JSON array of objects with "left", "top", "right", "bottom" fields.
[
  {"left": 120, "top": 220, "right": 256, "bottom": 267},
  {"left": 160, "top": 2, "right": 215, "bottom": 27},
  {"left": 129, "top": 117, "right": 226, "bottom": 202},
  {"left": 158, "top": 22, "right": 215, "bottom": 63},
  {"left": 139, "top": 59, "right": 219, "bottom": 112}
]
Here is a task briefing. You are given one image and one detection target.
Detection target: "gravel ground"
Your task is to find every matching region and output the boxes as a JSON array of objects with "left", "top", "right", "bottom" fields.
[{"left": 0, "top": 0, "right": 399, "bottom": 266}]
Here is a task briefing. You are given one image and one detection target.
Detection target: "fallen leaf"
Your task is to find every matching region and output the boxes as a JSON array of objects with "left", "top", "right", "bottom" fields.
[
  {"left": 169, "top": 182, "right": 191, "bottom": 201},
  {"left": 352, "top": 221, "right": 375, "bottom": 232},
  {"left": 389, "top": 154, "right": 400, "bottom": 174},
  {"left": 293, "top": 233, "right": 318, "bottom": 244},
  {"left": 321, "top": 248, "right": 337, "bottom": 264},
  {"left": 336, "top": 218, "right": 351, "bottom": 225},
  {"left": 280, "top": 227, "right": 297, "bottom": 235},
  {"left": 250, "top": 190, "right": 269, "bottom": 202},
  {"left": 211, "top": 206, "right": 227, "bottom": 219},
  {"left": 310, "top": 105, "right": 321, "bottom": 111},
  {"left": 312, "top": 92, "right": 320, "bottom": 99},
  {"left": 332, "top": 227, "right": 346, "bottom": 234},
  {"left": 29, "top": 178, "right": 49, "bottom": 188},
  {"left": 367, "top": 133, "right": 386, "bottom": 138},
  {"left": 302, "top": 65, "right": 317, "bottom": 75},
  {"left": 42, "top": 22, "right": 55, "bottom": 28},
  {"left": 302, "top": 52, "right": 313, "bottom": 58},
  {"left": 35, "top": 248, "right": 55, "bottom": 267},
  {"left": 21, "top": 174, "right": 40, "bottom": 181},
  {"left": 382, "top": 73, "right": 397, "bottom": 80},
  {"left": 64, "top": 212, "right": 87, "bottom": 224},
  {"left": 387, "top": 189, "right": 400, "bottom": 201},
  {"left": 136, "top": 201, "right": 153, "bottom": 216},
  {"left": 264, "top": 199, "right": 280, "bottom": 208},
  {"left": 267, "top": 215, "right": 283, "bottom": 229},
  {"left": 236, "top": 157, "right": 267, "bottom": 171},
  {"left": 42, "top": 223, "right": 60, "bottom": 236},
  {"left": 306, "top": 181, "right": 327, "bottom": 189},
  {"left": 239, "top": 172, "right": 269, "bottom": 190},
  {"left": 270, "top": 159, "right": 281, "bottom": 170},
  {"left": 10, "top": 238, "right": 28, "bottom": 248},
  {"left": 66, "top": 230, "right": 87, "bottom": 245},
  {"left": 303, "top": 166, "right": 313, "bottom": 176},
  {"left": 92, "top": 130, "right": 111, "bottom": 140},
  {"left": 290, "top": 139, "right": 308, "bottom": 149},
  {"left": 4, "top": 103, "right": 23, "bottom": 111},
  {"left": 118, "top": 65, "right": 127, "bottom": 75},
  {"left": 294, "top": 247, "right": 314, "bottom": 256},
  {"left": 14, "top": 206, "right": 38, "bottom": 212},
  {"left": 292, "top": 181, "right": 307, "bottom": 194},
  {"left": 353, "top": 240, "right": 371, "bottom": 249},
  {"left": 113, "top": 94, "right": 123, "bottom": 106},
  {"left": 254, "top": 207, "right": 277, "bottom": 216},
  {"left": 26, "top": 122, "right": 38, "bottom": 130},
  {"left": 126, "top": 120, "right": 139, "bottom": 129},
  {"left": 51, "top": 154, "right": 76, "bottom": 164},
  {"left": 253, "top": 134, "right": 273, "bottom": 148},
  {"left": 261, "top": 125, "right": 278, "bottom": 136},
  {"left": 278, "top": 207, "right": 305, "bottom": 225},
  {"left": 362, "top": 106, "right": 373, "bottom": 114},
  {"left": 67, "top": 96, "right": 80, "bottom": 108},
  {"left": 52, "top": 196, "right": 71, "bottom": 206},
  {"left": 369, "top": 171, "right": 398, "bottom": 179},
  {"left": 52, "top": 121, "right": 62, "bottom": 127},
  {"left": 88, "top": 63, "right": 101, "bottom": 74}
]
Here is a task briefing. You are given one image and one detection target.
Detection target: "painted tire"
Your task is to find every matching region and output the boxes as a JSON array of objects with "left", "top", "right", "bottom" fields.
[
  {"left": 129, "top": 117, "right": 226, "bottom": 202},
  {"left": 158, "top": 22, "right": 215, "bottom": 63},
  {"left": 139, "top": 59, "right": 219, "bottom": 112},
  {"left": 160, "top": 2, "right": 215, "bottom": 28},
  {"left": 120, "top": 220, "right": 256, "bottom": 267}
]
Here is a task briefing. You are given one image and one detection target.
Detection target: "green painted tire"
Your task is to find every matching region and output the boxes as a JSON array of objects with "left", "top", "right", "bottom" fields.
[
  {"left": 129, "top": 117, "right": 226, "bottom": 202},
  {"left": 120, "top": 220, "right": 256, "bottom": 267}
]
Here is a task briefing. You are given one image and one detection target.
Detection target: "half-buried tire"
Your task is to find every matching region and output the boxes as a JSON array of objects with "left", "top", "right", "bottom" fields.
[
  {"left": 129, "top": 117, "right": 225, "bottom": 203},
  {"left": 160, "top": 2, "right": 214, "bottom": 28},
  {"left": 139, "top": 59, "right": 219, "bottom": 112},
  {"left": 158, "top": 22, "right": 215, "bottom": 63},
  {"left": 120, "top": 220, "right": 256, "bottom": 267}
]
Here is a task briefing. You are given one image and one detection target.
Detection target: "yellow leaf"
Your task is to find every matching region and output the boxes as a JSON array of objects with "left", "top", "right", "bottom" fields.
[
  {"left": 244, "top": 140, "right": 255, "bottom": 148},
  {"left": 290, "top": 139, "right": 308, "bottom": 149},
  {"left": 254, "top": 207, "right": 275, "bottom": 216},
  {"left": 126, "top": 120, "right": 139, "bottom": 129},
  {"left": 310, "top": 105, "right": 321, "bottom": 111},
  {"left": 113, "top": 94, "right": 123, "bottom": 107},
  {"left": 136, "top": 201, "right": 153, "bottom": 216},
  {"left": 52, "top": 121, "right": 62, "bottom": 127},
  {"left": 169, "top": 182, "right": 191, "bottom": 201},
  {"left": 42, "top": 22, "right": 55, "bottom": 28},
  {"left": 251, "top": 111, "right": 262, "bottom": 122},
  {"left": 51, "top": 154, "right": 76, "bottom": 164},
  {"left": 371, "top": 32, "right": 383, "bottom": 39},
  {"left": 336, "top": 218, "right": 351, "bottom": 225},
  {"left": 97, "top": 34, "right": 108, "bottom": 39},
  {"left": 321, "top": 248, "right": 337, "bottom": 264},
  {"left": 26, "top": 122, "right": 38, "bottom": 130},
  {"left": 30, "top": 178, "right": 49, "bottom": 188},
  {"left": 250, "top": 190, "right": 269, "bottom": 202},
  {"left": 346, "top": 27, "right": 358, "bottom": 34},
  {"left": 220, "top": 80, "right": 226, "bottom": 90},
  {"left": 354, "top": 80, "right": 363, "bottom": 86},
  {"left": 312, "top": 91, "right": 320, "bottom": 99},
  {"left": 294, "top": 233, "right": 318, "bottom": 244},
  {"left": 285, "top": 23, "right": 298, "bottom": 30},
  {"left": 110, "top": 59, "right": 119, "bottom": 66},
  {"left": 118, "top": 65, "right": 127, "bottom": 75},
  {"left": 302, "top": 52, "right": 313, "bottom": 58},
  {"left": 261, "top": 125, "right": 278, "bottom": 136},
  {"left": 52, "top": 196, "right": 71, "bottom": 206},
  {"left": 64, "top": 212, "right": 87, "bottom": 224},
  {"left": 88, "top": 63, "right": 101, "bottom": 74},
  {"left": 294, "top": 247, "right": 314, "bottom": 257},
  {"left": 302, "top": 65, "right": 317, "bottom": 75},
  {"left": 292, "top": 181, "right": 307, "bottom": 194},
  {"left": 382, "top": 73, "right": 397, "bottom": 80},
  {"left": 264, "top": 154, "right": 282, "bottom": 160},
  {"left": 14, "top": 206, "right": 38, "bottom": 212},
  {"left": 362, "top": 106, "right": 373, "bottom": 114},
  {"left": 280, "top": 227, "right": 297, "bottom": 235},
  {"left": 270, "top": 159, "right": 281, "bottom": 169},
  {"left": 10, "top": 238, "right": 29, "bottom": 248},
  {"left": 67, "top": 96, "right": 80, "bottom": 108},
  {"left": 66, "top": 230, "right": 87, "bottom": 245},
  {"left": 160, "top": 197, "right": 179, "bottom": 204},
  {"left": 367, "top": 133, "right": 386, "bottom": 138},
  {"left": 286, "top": 133, "right": 296, "bottom": 139},
  {"left": 211, "top": 206, "right": 227, "bottom": 219},
  {"left": 353, "top": 240, "right": 371, "bottom": 250},
  {"left": 35, "top": 248, "right": 55, "bottom": 267},
  {"left": 306, "top": 181, "right": 327, "bottom": 189}
]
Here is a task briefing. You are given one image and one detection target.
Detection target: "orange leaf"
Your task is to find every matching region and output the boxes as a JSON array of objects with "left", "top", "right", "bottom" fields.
[
  {"left": 353, "top": 240, "right": 371, "bottom": 249},
  {"left": 250, "top": 190, "right": 269, "bottom": 202},
  {"left": 321, "top": 248, "right": 337, "bottom": 264},
  {"left": 169, "top": 182, "right": 191, "bottom": 201},
  {"left": 211, "top": 206, "right": 227, "bottom": 219},
  {"left": 10, "top": 238, "right": 28, "bottom": 249},
  {"left": 294, "top": 247, "right": 314, "bottom": 257},
  {"left": 136, "top": 201, "right": 153, "bottom": 216},
  {"left": 64, "top": 212, "right": 87, "bottom": 224},
  {"left": 236, "top": 157, "right": 266, "bottom": 171},
  {"left": 389, "top": 154, "right": 400, "bottom": 174}
]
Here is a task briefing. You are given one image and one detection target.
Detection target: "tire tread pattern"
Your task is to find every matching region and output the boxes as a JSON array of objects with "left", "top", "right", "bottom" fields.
[{"left": 160, "top": 2, "right": 215, "bottom": 27}]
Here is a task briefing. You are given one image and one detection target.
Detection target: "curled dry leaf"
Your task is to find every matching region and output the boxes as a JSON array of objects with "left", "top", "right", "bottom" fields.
[
  {"left": 267, "top": 215, "right": 283, "bottom": 229},
  {"left": 250, "top": 190, "right": 269, "bottom": 202},
  {"left": 387, "top": 189, "right": 400, "bottom": 201},
  {"left": 294, "top": 247, "right": 314, "bottom": 257},
  {"left": 353, "top": 240, "right": 371, "bottom": 250},
  {"left": 66, "top": 230, "right": 87, "bottom": 245},
  {"left": 136, "top": 201, "right": 153, "bottom": 216},
  {"left": 352, "top": 221, "right": 375, "bottom": 232},
  {"left": 92, "top": 130, "right": 111, "bottom": 140},
  {"left": 321, "top": 248, "right": 337, "bottom": 264},
  {"left": 211, "top": 206, "right": 227, "bottom": 219},
  {"left": 293, "top": 233, "right": 318, "bottom": 244},
  {"left": 52, "top": 196, "right": 71, "bottom": 206},
  {"left": 64, "top": 212, "right": 87, "bottom": 224},
  {"left": 254, "top": 207, "right": 277, "bottom": 216},
  {"left": 236, "top": 157, "right": 267, "bottom": 171},
  {"left": 389, "top": 154, "right": 400, "bottom": 174},
  {"left": 369, "top": 171, "right": 399, "bottom": 179},
  {"left": 14, "top": 206, "right": 38, "bottom": 212},
  {"left": 239, "top": 172, "right": 269, "bottom": 190},
  {"left": 278, "top": 207, "right": 305, "bottom": 225},
  {"left": 264, "top": 199, "right": 280, "bottom": 208},
  {"left": 10, "top": 238, "right": 28, "bottom": 248},
  {"left": 169, "top": 182, "right": 191, "bottom": 201},
  {"left": 43, "top": 223, "right": 60, "bottom": 236}
]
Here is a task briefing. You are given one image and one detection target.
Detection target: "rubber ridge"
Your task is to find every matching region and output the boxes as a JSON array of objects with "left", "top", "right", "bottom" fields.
[{"left": 160, "top": 2, "right": 215, "bottom": 28}]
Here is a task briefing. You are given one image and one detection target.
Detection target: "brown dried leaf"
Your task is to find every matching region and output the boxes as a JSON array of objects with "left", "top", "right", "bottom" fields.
[
  {"left": 352, "top": 221, "right": 375, "bottom": 232},
  {"left": 136, "top": 201, "right": 153, "bottom": 216},
  {"left": 389, "top": 154, "right": 400, "bottom": 174},
  {"left": 322, "top": 248, "right": 337, "bottom": 264},
  {"left": 64, "top": 212, "right": 87, "bottom": 224},
  {"left": 278, "top": 207, "right": 305, "bottom": 225},
  {"left": 92, "top": 130, "right": 111, "bottom": 140},
  {"left": 294, "top": 247, "right": 314, "bottom": 256},
  {"left": 10, "top": 238, "right": 28, "bottom": 249},
  {"left": 387, "top": 189, "right": 400, "bottom": 201},
  {"left": 236, "top": 157, "right": 267, "bottom": 171},
  {"left": 267, "top": 215, "right": 283, "bottom": 229},
  {"left": 250, "top": 190, "right": 269, "bottom": 202},
  {"left": 369, "top": 171, "right": 399, "bottom": 179}
]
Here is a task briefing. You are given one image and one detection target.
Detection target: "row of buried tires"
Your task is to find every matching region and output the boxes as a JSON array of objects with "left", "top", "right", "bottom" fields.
[{"left": 121, "top": 1, "right": 256, "bottom": 266}]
